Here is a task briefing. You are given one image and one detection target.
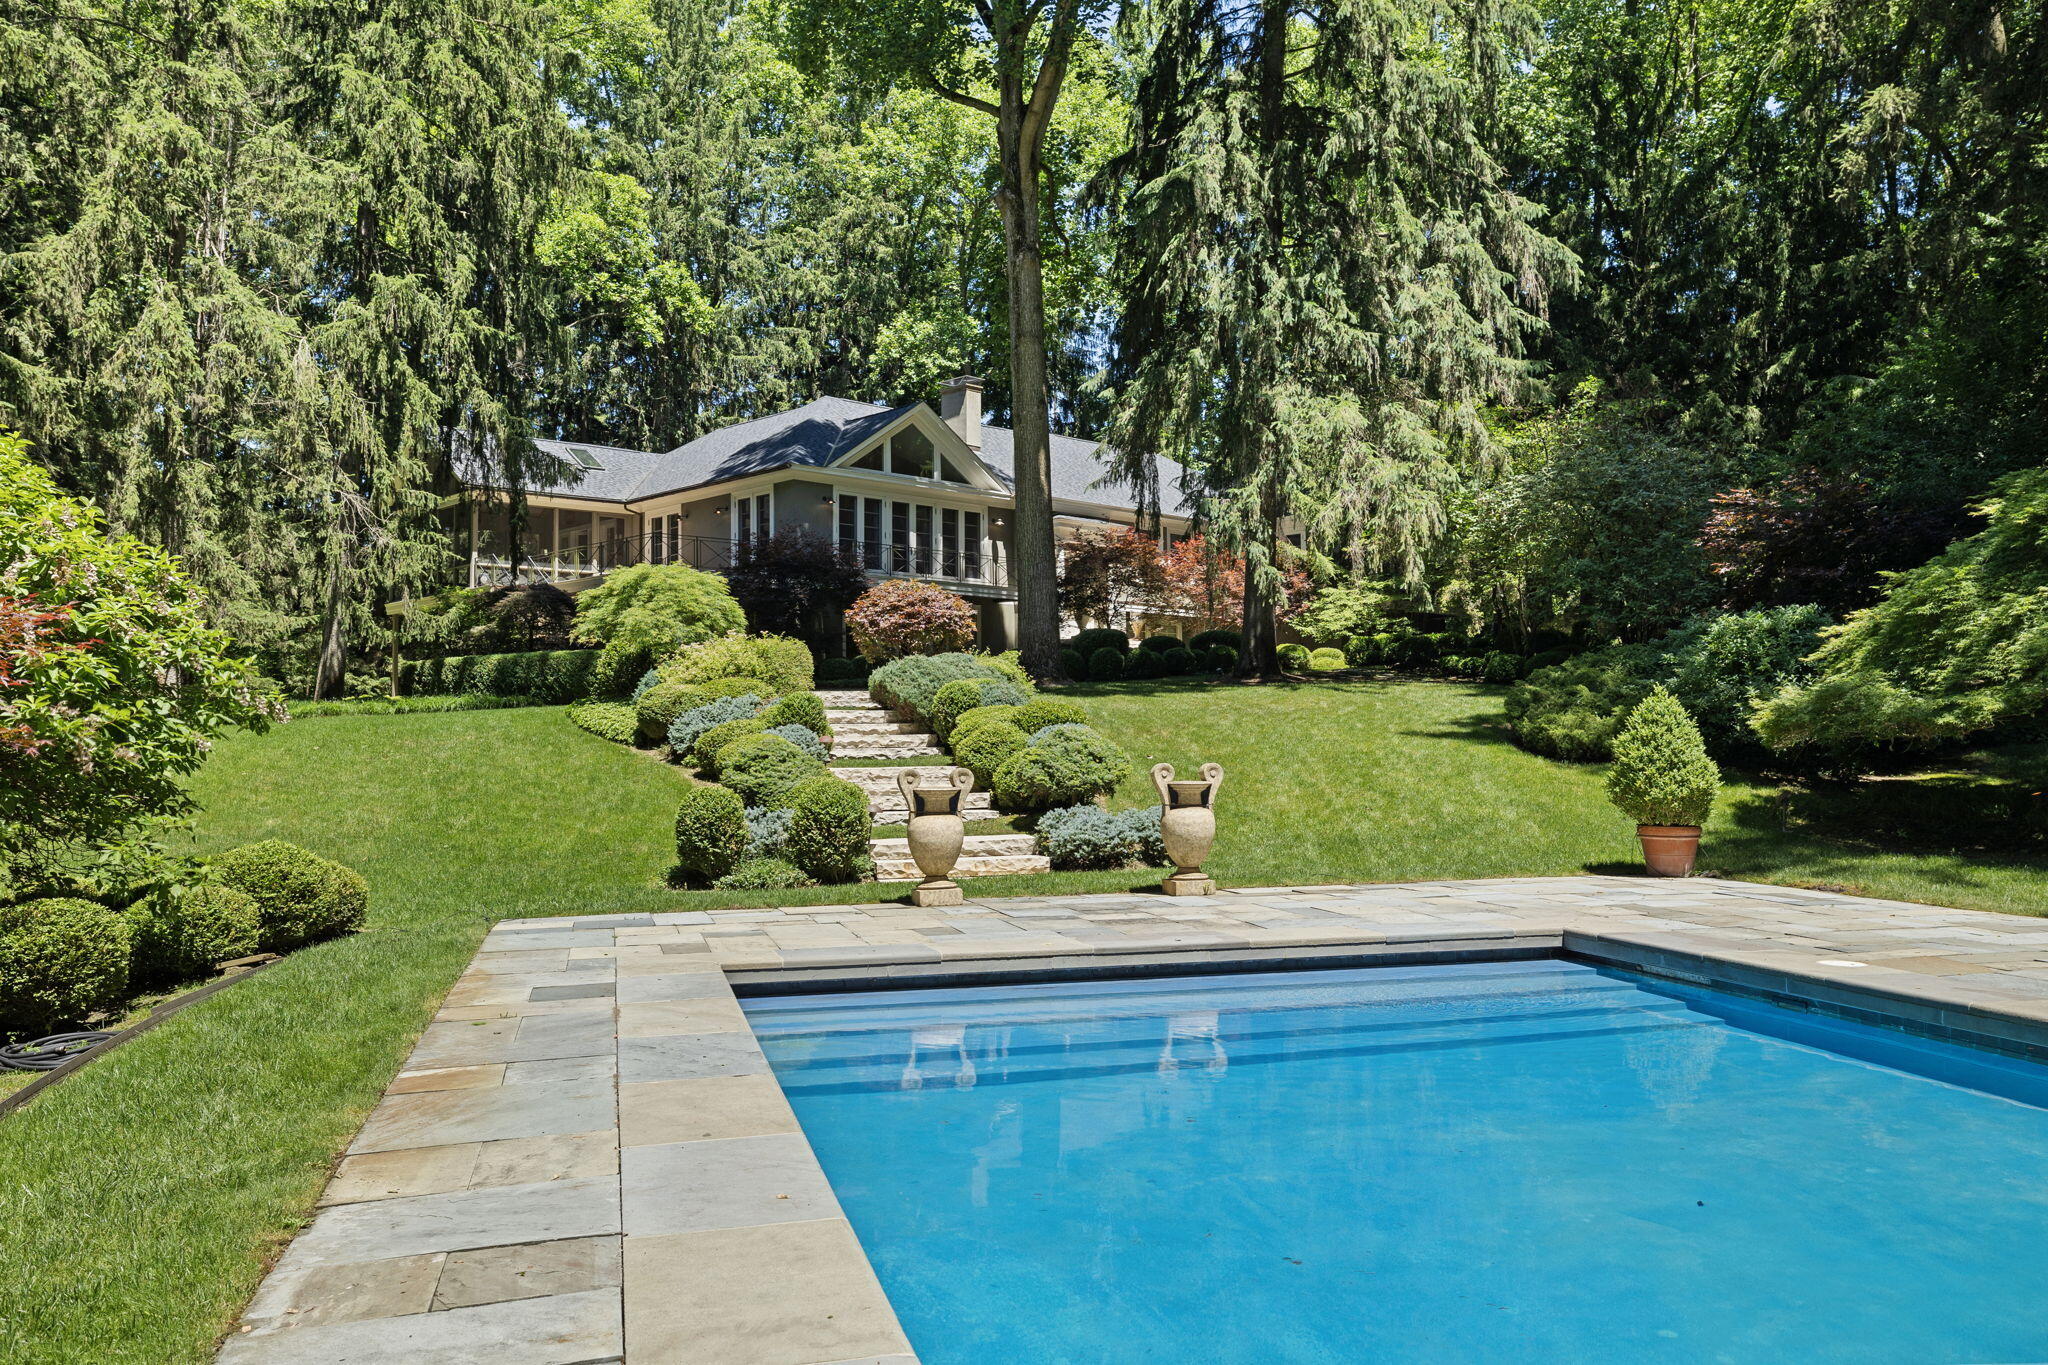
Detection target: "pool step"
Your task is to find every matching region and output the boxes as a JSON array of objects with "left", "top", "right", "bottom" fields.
[
  {"left": 834, "top": 765, "right": 994, "bottom": 822},
  {"left": 871, "top": 834, "right": 1049, "bottom": 882}
]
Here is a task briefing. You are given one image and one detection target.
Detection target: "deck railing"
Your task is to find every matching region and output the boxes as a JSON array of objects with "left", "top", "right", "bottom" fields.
[{"left": 471, "top": 531, "right": 1010, "bottom": 593}]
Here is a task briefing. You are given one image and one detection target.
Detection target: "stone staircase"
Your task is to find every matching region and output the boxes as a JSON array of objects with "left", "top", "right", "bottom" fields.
[
  {"left": 833, "top": 764, "right": 997, "bottom": 823},
  {"left": 816, "top": 690, "right": 942, "bottom": 760},
  {"left": 871, "top": 832, "right": 1050, "bottom": 882}
]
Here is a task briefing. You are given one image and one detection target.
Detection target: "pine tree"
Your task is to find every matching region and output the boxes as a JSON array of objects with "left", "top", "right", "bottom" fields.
[{"left": 1106, "top": 0, "right": 1576, "bottom": 676}]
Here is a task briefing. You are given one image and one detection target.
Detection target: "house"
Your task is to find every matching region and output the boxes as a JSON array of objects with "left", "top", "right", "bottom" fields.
[{"left": 447, "top": 377, "right": 1197, "bottom": 648}]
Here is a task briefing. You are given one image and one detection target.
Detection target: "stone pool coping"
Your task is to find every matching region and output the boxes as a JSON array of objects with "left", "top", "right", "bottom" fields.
[{"left": 219, "top": 876, "right": 2048, "bottom": 1363}]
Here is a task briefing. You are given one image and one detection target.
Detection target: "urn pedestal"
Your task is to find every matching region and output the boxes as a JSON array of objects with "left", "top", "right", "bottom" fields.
[
  {"left": 899, "top": 768, "right": 974, "bottom": 907},
  {"left": 1153, "top": 762, "right": 1223, "bottom": 896}
]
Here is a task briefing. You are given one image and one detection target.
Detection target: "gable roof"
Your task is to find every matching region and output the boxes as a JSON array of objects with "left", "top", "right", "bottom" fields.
[{"left": 509, "top": 396, "right": 1196, "bottom": 519}]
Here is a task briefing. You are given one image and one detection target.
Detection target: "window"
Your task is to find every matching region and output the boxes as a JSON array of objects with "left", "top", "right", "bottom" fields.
[
  {"left": 964, "top": 510, "right": 983, "bottom": 577},
  {"left": 837, "top": 495, "right": 857, "bottom": 557},
  {"left": 937, "top": 455, "right": 971, "bottom": 484},
  {"left": 890, "top": 427, "right": 935, "bottom": 479},
  {"left": 851, "top": 446, "right": 884, "bottom": 471},
  {"left": 566, "top": 446, "right": 604, "bottom": 471},
  {"left": 862, "top": 498, "right": 883, "bottom": 570},
  {"left": 941, "top": 507, "right": 960, "bottom": 576},
  {"left": 735, "top": 495, "right": 771, "bottom": 550},
  {"left": 890, "top": 501, "right": 911, "bottom": 573},
  {"left": 915, "top": 504, "right": 934, "bottom": 574}
]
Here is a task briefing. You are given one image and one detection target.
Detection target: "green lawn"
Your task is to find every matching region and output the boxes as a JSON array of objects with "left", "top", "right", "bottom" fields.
[{"left": 4, "top": 680, "right": 2045, "bottom": 1362}]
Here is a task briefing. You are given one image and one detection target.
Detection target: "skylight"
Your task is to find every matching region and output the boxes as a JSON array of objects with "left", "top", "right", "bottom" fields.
[{"left": 566, "top": 446, "right": 604, "bottom": 471}]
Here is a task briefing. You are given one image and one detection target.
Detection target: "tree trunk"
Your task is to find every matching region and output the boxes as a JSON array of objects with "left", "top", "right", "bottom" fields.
[
  {"left": 995, "top": 101, "right": 1062, "bottom": 680},
  {"left": 314, "top": 543, "right": 348, "bottom": 698},
  {"left": 1234, "top": 0, "right": 1290, "bottom": 681}
]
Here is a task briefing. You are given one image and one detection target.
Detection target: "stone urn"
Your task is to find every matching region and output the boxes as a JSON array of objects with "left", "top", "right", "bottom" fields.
[
  {"left": 1152, "top": 762, "right": 1223, "bottom": 896},
  {"left": 898, "top": 767, "right": 973, "bottom": 907}
]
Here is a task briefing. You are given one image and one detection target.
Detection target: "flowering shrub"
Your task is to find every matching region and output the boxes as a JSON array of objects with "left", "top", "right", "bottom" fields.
[
  {"left": 0, "top": 430, "right": 278, "bottom": 857},
  {"left": 846, "top": 580, "right": 978, "bottom": 663}
]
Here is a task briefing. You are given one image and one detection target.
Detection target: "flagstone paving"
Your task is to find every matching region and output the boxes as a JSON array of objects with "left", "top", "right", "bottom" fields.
[{"left": 219, "top": 875, "right": 2048, "bottom": 1364}]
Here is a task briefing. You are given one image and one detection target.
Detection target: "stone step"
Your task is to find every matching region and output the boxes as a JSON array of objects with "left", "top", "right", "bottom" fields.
[
  {"left": 829, "top": 733, "right": 943, "bottom": 759},
  {"left": 874, "top": 853, "right": 1052, "bottom": 882},
  {"left": 826, "top": 714, "right": 922, "bottom": 735},
  {"left": 814, "top": 690, "right": 878, "bottom": 708},
  {"left": 871, "top": 833, "right": 1038, "bottom": 859},
  {"left": 836, "top": 762, "right": 996, "bottom": 822}
]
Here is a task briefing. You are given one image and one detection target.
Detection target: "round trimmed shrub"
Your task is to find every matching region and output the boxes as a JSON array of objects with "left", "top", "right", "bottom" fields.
[
  {"left": 1162, "top": 646, "right": 1199, "bottom": 675},
  {"left": 667, "top": 694, "right": 762, "bottom": 757},
  {"left": 636, "top": 681, "right": 709, "bottom": 744},
  {"left": 1138, "top": 634, "right": 1182, "bottom": 654},
  {"left": 209, "top": 840, "right": 368, "bottom": 952},
  {"left": 695, "top": 676, "right": 771, "bottom": 701},
  {"left": 1028, "top": 722, "right": 1096, "bottom": 746},
  {"left": 846, "top": 580, "right": 978, "bottom": 663},
  {"left": 1479, "top": 651, "right": 1522, "bottom": 684},
  {"left": 766, "top": 723, "right": 830, "bottom": 762},
  {"left": 930, "top": 678, "right": 1030, "bottom": 742},
  {"left": 127, "top": 884, "right": 260, "bottom": 986},
  {"left": 950, "top": 704, "right": 1020, "bottom": 742},
  {"left": 954, "top": 719, "right": 1029, "bottom": 786},
  {"left": 692, "top": 716, "right": 770, "bottom": 773},
  {"left": 1277, "top": 642, "right": 1311, "bottom": 671},
  {"left": 1012, "top": 697, "right": 1089, "bottom": 734},
  {"left": 869, "top": 653, "right": 1016, "bottom": 723},
  {"left": 1202, "top": 644, "right": 1237, "bottom": 673},
  {"left": 1308, "top": 647, "right": 1346, "bottom": 671},
  {"left": 1088, "top": 647, "right": 1126, "bottom": 681},
  {"left": 785, "top": 777, "right": 873, "bottom": 882},
  {"left": 715, "top": 733, "right": 828, "bottom": 809},
  {"left": 992, "top": 725, "right": 1131, "bottom": 811},
  {"left": 1123, "top": 649, "right": 1166, "bottom": 680},
  {"left": 661, "top": 632, "right": 813, "bottom": 695},
  {"left": 0, "top": 898, "right": 133, "bottom": 1034},
  {"left": 712, "top": 857, "right": 813, "bottom": 891},
  {"left": 759, "top": 692, "right": 829, "bottom": 736},
  {"left": 1608, "top": 686, "right": 1721, "bottom": 827},
  {"left": 1189, "top": 628, "right": 1242, "bottom": 653},
  {"left": 674, "top": 785, "right": 749, "bottom": 884},
  {"left": 1058, "top": 647, "right": 1086, "bottom": 678},
  {"left": 1070, "top": 628, "right": 1129, "bottom": 657}
]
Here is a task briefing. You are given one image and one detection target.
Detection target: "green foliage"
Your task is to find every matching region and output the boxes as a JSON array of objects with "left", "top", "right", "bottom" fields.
[
  {"left": 1606, "top": 688, "right": 1721, "bottom": 828},
  {"left": 869, "top": 653, "right": 1012, "bottom": 722},
  {"left": 930, "top": 678, "right": 1031, "bottom": 742},
  {"left": 1290, "top": 584, "right": 1394, "bottom": 646},
  {"left": 666, "top": 695, "right": 764, "bottom": 756},
  {"left": 406, "top": 649, "right": 599, "bottom": 703},
  {"left": 845, "top": 579, "right": 978, "bottom": 663},
  {"left": 207, "top": 840, "right": 367, "bottom": 953},
  {"left": 973, "top": 651, "right": 1034, "bottom": 692},
  {"left": 672, "top": 785, "right": 749, "bottom": 885},
  {"left": 1088, "top": 647, "right": 1126, "bottom": 681},
  {"left": 950, "top": 704, "right": 1021, "bottom": 742},
  {"left": 571, "top": 564, "right": 746, "bottom": 649},
  {"left": 691, "top": 717, "right": 770, "bottom": 773},
  {"left": 1478, "top": 652, "right": 1522, "bottom": 685},
  {"left": 636, "top": 682, "right": 710, "bottom": 744},
  {"left": 1036, "top": 805, "right": 1167, "bottom": 870},
  {"left": 713, "top": 733, "right": 827, "bottom": 809},
  {"left": 783, "top": 777, "right": 872, "bottom": 883},
  {"left": 696, "top": 676, "right": 773, "bottom": 701},
  {"left": 953, "top": 720, "right": 1029, "bottom": 786},
  {"left": 570, "top": 701, "right": 639, "bottom": 745},
  {"left": 0, "top": 898, "right": 133, "bottom": 1034},
  {"left": 1751, "top": 672, "right": 1962, "bottom": 778},
  {"left": 1059, "top": 647, "right": 1086, "bottom": 678},
  {"left": 660, "top": 633, "right": 814, "bottom": 695},
  {"left": 816, "top": 656, "right": 872, "bottom": 685},
  {"left": 291, "top": 694, "right": 530, "bottom": 718},
  {"left": 1504, "top": 647, "right": 1660, "bottom": 762},
  {"left": 1070, "top": 628, "right": 1129, "bottom": 657},
  {"left": 764, "top": 723, "right": 830, "bottom": 762},
  {"left": 1276, "top": 643, "right": 1310, "bottom": 671},
  {"left": 1308, "top": 648, "right": 1346, "bottom": 672},
  {"left": 1188, "top": 629, "right": 1242, "bottom": 653},
  {"left": 127, "top": 883, "right": 260, "bottom": 987},
  {"left": 0, "top": 432, "right": 277, "bottom": 855},
  {"left": 1138, "top": 634, "right": 1183, "bottom": 654},
  {"left": 991, "top": 725, "right": 1131, "bottom": 811},
  {"left": 712, "top": 857, "right": 813, "bottom": 891},
  {"left": 1204, "top": 644, "right": 1239, "bottom": 673},
  {"left": 1162, "top": 647, "right": 1198, "bottom": 676},
  {"left": 1123, "top": 649, "right": 1166, "bottom": 680},
  {"left": 758, "top": 692, "right": 829, "bottom": 736},
  {"left": 1012, "top": 697, "right": 1090, "bottom": 734}
]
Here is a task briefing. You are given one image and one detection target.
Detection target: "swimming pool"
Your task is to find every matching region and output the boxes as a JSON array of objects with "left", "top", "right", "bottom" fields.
[{"left": 745, "top": 960, "right": 2048, "bottom": 1364}]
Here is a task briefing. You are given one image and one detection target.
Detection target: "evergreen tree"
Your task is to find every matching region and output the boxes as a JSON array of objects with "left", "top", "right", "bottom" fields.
[{"left": 1107, "top": 0, "right": 1575, "bottom": 675}]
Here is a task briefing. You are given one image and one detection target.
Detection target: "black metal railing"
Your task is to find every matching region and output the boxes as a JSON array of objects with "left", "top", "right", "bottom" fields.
[{"left": 472, "top": 530, "right": 1009, "bottom": 591}]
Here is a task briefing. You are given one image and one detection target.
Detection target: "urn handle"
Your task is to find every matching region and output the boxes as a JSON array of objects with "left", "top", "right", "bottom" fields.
[
  {"left": 1200, "top": 762, "right": 1223, "bottom": 801},
  {"left": 1150, "top": 762, "right": 1174, "bottom": 806}
]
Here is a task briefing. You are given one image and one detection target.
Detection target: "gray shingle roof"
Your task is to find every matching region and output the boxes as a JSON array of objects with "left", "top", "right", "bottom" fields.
[{"left": 512, "top": 396, "right": 1197, "bottom": 519}]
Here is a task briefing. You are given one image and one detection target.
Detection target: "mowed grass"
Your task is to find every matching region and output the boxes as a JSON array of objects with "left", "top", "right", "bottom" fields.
[{"left": 5, "top": 683, "right": 2047, "bottom": 1362}]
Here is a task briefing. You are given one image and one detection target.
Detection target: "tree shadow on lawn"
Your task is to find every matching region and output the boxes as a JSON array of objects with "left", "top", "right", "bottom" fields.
[{"left": 1057, "top": 675, "right": 1401, "bottom": 699}]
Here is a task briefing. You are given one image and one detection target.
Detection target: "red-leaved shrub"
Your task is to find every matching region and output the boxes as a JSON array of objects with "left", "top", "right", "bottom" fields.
[{"left": 846, "top": 580, "right": 977, "bottom": 663}]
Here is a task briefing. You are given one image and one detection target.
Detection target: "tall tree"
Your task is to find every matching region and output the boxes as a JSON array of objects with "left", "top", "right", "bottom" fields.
[
  {"left": 1107, "top": 0, "right": 1574, "bottom": 675},
  {"left": 775, "top": 0, "right": 1105, "bottom": 678}
]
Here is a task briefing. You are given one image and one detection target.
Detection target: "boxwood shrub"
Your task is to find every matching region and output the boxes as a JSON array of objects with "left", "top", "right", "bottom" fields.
[
  {"left": 1277, "top": 642, "right": 1311, "bottom": 670},
  {"left": 208, "top": 839, "right": 368, "bottom": 952},
  {"left": 1138, "top": 634, "right": 1183, "bottom": 654},
  {"left": 1070, "top": 628, "right": 1129, "bottom": 657},
  {"left": 1202, "top": 644, "right": 1238, "bottom": 673},
  {"left": 673, "top": 785, "right": 749, "bottom": 884},
  {"left": 869, "top": 653, "right": 1014, "bottom": 724},
  {"left": 1087, "top": 647, "right": 1125, "bottom": 681},
  {"left": 1162, "top": 646, "right": 1198, "bottom": 675},
  {"left": 570, "top": 701, "right": 639, "bottom": 744},
  {"left": 715, "top": 733, "right": 827, "bottom": 808},
  {"left": 690, "top": 715, "right": 769, "bottom": 773},
  {"left": 992, "top": 725, "right": 1131, "bottom": 811},
  {"left": 0, "top": 898, "right": 133, "bottom": 1035},
  {"left": 712, "top": 857, "right": 814, "bottom": 891},
  {"left": 954, "top": 719, "right": 1029, "bottom": 786},
  {"left": 784, "top": 777, "right": 873, "bottom": 882},
  {"left": 929, "top": 678, "right": 1030, "bottom": 742},
  {"left": 127, "top": 883, "right": 260, "bottom": 987},
  {"left": 1011, "top": 697, "right": 1089, "bottom": 734},
  {"left": 405, "top": 648, "right": 599, "bottom": 703},
  {"left": 951, "top": 704, "right": 1020, "bottom": 743},
  {"left": 1123, "top": 649, "right": 1166, "bottom": 680},
  {"left": 1189, "top": 628, "right": 1242, "bottom": 653},
  {"left": 635, "top": 681, "right": 709, "bottom": 744},
  {"left": 1058, "top": 647, "right": 1086, "bottom": 678},
  {"left": 1309, "top": 647, "right": 1346, "bottom": 671},
  {"left": 759, "top": 692, "right": 829, "bottom": 736}
]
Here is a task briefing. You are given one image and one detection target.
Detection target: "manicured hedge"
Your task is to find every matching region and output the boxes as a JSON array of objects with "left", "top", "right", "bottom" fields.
[
  {"left": 1011, "top": 698, "right": 1089, "bottom": 734},
  {"left": 673, "top": 785, "right": 749, "bottom": 884},
  {"left": 930, "top": 678, "right": 1030, "bottom": 742},
  {"left": 127, "top": 884, "right": 260, "bottom": 987},
  {"left": 954, "top": 719, "right": 1029, "bottom": 786},
  {"left": 1036, "top": 805, "right": 1167, "bottom": 870},
  {"left": 716, "top": 733, "right": 828, "bottom": 808},
  {"left": 209, "top": 839, "right": 368, "bottom": 952},
  {"left": 869, "top": 653, "right": 1024, "bottom": 724},
  {"left": 785, "top": 777, "right": 872, "bottom": 882},
  {"left": 992, "top": 724, "right": 1131, "bottom": 811},
  {"left": 759, "top": 692, "right": 829, "bottom": 736},
  {"left": 635, "top": 681, "right": 709, "bottom": 744},
  {"left": 570, "top": 701, "right": 639, "bottom": 744},
  {"left": 0, "top": 898, "right": 133, "bottom": 1035},
  {"left": 691, "top": 716, "right": 770, "bottom": 773},
  {"left": 404, "top": 648, "right": 599, "bottom": 703}
]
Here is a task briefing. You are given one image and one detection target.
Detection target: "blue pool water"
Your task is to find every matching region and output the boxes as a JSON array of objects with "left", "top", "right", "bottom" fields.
[{"left": 745, "top": 961, "right": 2048, "bottom": 1364}]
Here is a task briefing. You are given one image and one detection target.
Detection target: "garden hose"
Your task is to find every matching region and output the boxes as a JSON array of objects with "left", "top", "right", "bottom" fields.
[{"left": 0, "top": 1031, "right": 113, "bottom": 1071}]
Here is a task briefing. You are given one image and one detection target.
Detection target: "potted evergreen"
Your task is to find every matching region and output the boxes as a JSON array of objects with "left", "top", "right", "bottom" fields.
[{"left": 1606, "top": 685, "right": 1720, "bottom": 876}]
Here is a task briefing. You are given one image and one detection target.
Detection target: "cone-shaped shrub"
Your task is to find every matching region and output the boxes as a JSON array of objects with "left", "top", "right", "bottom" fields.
[{"left": 1606, "top": 686, "right": 1720, "bottom": 827}]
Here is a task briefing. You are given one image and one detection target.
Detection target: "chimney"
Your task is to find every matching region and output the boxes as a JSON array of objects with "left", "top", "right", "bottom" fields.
[{"left": 938, "top": 375, "right": 983, "bottom": 450}]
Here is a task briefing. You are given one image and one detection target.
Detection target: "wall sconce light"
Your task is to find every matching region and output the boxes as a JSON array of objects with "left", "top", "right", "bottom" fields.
[{"left": 714, "top": 506, "right": 725, "bottom": 516}]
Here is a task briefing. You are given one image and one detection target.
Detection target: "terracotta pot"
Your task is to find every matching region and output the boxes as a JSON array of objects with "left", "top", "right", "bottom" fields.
[{"left": 1637, "top": 824, "right": 1702, "bottom": 878}]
